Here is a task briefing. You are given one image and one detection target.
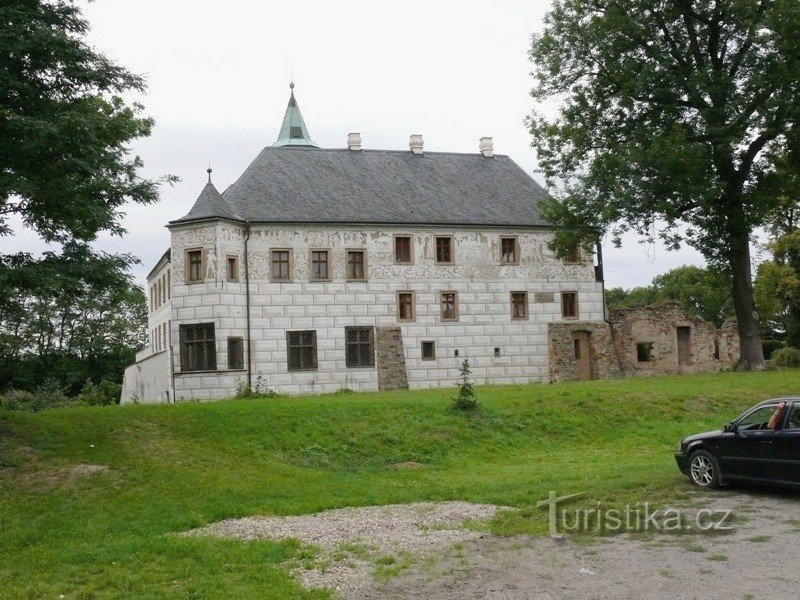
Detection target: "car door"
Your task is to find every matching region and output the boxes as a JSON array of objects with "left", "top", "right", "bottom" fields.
[
  {"left": 769, "top": 402, "right": 800, "bottom": 484},
  {"left": 715, "top": 404, "right": 782, "bottom": 481}
]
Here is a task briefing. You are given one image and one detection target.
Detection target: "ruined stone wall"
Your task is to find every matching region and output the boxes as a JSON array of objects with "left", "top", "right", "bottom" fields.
[
  {"left": 609, "top": 303, "right": 739, "bottom": 375},
  {"left": 547, "top": 322, "right": 621, "bottom": 382},
  {"left": 164, "top": 223, "right": 605, "bottom": 399}
]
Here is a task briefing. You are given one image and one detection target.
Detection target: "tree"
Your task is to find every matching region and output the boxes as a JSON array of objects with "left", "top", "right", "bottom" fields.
[
  {"left": 0, "top": 0, "right": 175, "bottom": 244},
  {"left": 607, "top": 265, "right": 733, "bottom": 326},
  {"left": 529, "top": 0, "right": 800, "bottom": 370},
  {"left": 0, "top": 244, "right": 147, "bottom": 393}
]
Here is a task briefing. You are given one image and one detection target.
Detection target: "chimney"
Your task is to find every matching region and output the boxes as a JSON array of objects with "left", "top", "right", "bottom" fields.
[
  {"left": 479, "top": 136, "right": 493, "bottom": 158},
  {"left": 409, "top": 134, "right": 424, "bottom": 155},
  {"left": 347, "top": 132, "right": 362, "bottom": 151}
]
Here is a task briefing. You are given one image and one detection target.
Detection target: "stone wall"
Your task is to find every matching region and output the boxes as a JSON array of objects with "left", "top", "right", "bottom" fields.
[
  {"left": 609, "top": 303, "right": 739, "bottom": 376},
  {"left": 375, "top": 326, "right": 409, "bottom": 391},
  {"left": 547, "top": 322, "right": 621, "bottom": 382},
  {"left": 163, "top": 223, "right": 605, "bottom": 399}
]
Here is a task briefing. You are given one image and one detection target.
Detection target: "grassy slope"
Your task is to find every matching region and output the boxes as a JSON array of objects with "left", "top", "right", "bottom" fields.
[{"left": 1, "top": 371, "right": 798, "bottom": 598}]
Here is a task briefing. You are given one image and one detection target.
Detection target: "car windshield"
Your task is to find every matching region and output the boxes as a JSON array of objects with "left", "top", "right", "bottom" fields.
[{"left": 737, "top": 405, "right": 780, "bottom": 431}]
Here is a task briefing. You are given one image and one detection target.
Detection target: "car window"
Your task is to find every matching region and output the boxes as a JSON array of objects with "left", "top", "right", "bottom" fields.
[
  {"left": 786, "top": 404, "right": 800, "bottom": 430},
  {"left": 738, "top": 405, "right": 778, "bottom": 430}
]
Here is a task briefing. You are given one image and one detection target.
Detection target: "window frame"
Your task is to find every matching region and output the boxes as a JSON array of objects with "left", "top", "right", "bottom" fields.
[
  {"left": 179, "top": 322, "right": 217, "bottom": 372},
  {"left": 636, "top": 341, "right": 654, "bottom": 363},
  {"left": 286, "top": 330, "right": 318, "bottom": 372},
  {"left": 186, "top": 249, "right": 204, "bottom": 283},
  {"left": 440, "top": 290, "right": 459, "bottom": 322},
  {"left": 226, "top": 255, "right": 239, "bottom": 282},
  {"left": 421, "top": 340, "right": 436, "bottom": 361},
  {"left": 345, "top": 248, "right": 368, "bottom": 281},
  {"left": 308, "top": 248, "right": 331, "bottom": 282},
  {"left": 393, "top": 234, "right": 414, "bottom": 265},
  {"left": 227, "top": 337, "right": 245, "bottom": 370},
  {"left": 434, "top": 236, "right": 454, "bottom": 265},
  {"left": 345, "top": 326, "right": 375, "bottom": 368},
  {"left": 561, "top": 291, "right": 579, "bottom": 319},
  {"left": 397, "top": 291, "right": 416, "bottom": 322},
  {"left": 510, "top": 291, "right": 529, "bottom": 320},
  {"left": 270, "top": 248, "right": 293, "bottom": 283},
  {"left": 500, "top": 236, "right": 520, "bottom": 265}
]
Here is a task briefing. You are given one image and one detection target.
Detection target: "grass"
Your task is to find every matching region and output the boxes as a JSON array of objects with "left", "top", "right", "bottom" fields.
[{"left": 1, "top": 370, "right": 798, "bottom": 598}]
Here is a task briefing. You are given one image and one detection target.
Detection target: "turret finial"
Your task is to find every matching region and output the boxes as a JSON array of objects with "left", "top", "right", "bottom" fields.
[{"left": 207, "top": 164, "right": 212, "bottom": 184}]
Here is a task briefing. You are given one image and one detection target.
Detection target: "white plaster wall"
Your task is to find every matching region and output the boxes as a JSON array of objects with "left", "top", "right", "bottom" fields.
[
  {"left": 146, "top": 261, "right": 172, "bottom": 355},
  {"left": 121, "top": 350, "right": 171, "bottom": 403},
  {"left": 165, "top": 223, "right": 604, "bottom": 400}
]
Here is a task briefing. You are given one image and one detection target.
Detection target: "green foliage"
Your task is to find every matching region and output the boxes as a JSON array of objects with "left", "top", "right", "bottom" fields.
[
  {"left": 452, "top": 359, "right": 478, "bottom": 411},
  {"left": 0, "top": 372, "right": 798, "bottom": 596},
  {"left": 0, "top": 244, "right": 147, "bottom": 394},
  {"left": 770, "top": 348, "right": 800, "bottom": 369},
  {"left": 529, "top": 0, "right": 800, "bottom": 368},
  {"left": 0, "top": 389, "right": 34, "bottom": 411},
  {"left": 77, "top": 380, "right": 122, "bottom": 406},
  {"left": 762, "top": 339, "right": 785, "bottom": 360},
  {"left": 607, "top": 265, "right": 733, "bottom": 326},
  {"left": 29, "top": 379, "right": 68, "bottom": 412},
  {"left": 235, "top": 375, "right": 277, "bottom": 399},
  {"left": 0, "top": 0, "right": 176, "bottom": 244}
]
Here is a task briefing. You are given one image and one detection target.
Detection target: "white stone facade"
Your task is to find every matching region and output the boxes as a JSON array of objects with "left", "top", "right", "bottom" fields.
[{"left": 135, "top": 222, "right": 605, "bottom": 401}]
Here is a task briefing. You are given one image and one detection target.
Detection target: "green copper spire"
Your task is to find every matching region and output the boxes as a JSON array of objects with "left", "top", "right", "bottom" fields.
[{"left": 272, "top": 83, "right": 319, "bottom": 148}]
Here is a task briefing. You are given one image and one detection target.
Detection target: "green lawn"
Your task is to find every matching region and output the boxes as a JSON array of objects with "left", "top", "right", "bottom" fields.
[{"left": 1, "top": 371, "right": 798, "bottom": 598}]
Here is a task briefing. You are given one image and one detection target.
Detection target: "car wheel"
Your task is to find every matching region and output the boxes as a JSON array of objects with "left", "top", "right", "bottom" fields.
[{"left": 688, "top": 449, "right": 721, "bottom": 489}]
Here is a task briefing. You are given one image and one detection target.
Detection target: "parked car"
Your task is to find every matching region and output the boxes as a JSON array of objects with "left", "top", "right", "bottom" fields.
[{"left": 675, "top": 397, "right": 800, "bottom": 489}]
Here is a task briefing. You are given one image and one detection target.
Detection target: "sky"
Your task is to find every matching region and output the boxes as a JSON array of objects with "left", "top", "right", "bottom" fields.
[{"left": 3, "top": 0, "right": 715, "bottom": 289}]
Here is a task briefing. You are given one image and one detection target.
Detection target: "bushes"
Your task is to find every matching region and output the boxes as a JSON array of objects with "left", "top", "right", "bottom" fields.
[
  {"left": 77, "top": 380, "right": 122, "bottom": 406},
  {"left": 770, "top": 347, "right": 800, "bottom": 369},
  {"left": 29, "top": 380, "right": 68, "bottom": 412},
  {"left": 0, "top": 389, "right": 34, "bottom": 411},
  {"left": 762, "top": 339, "right": 785, "bottom": 360}
]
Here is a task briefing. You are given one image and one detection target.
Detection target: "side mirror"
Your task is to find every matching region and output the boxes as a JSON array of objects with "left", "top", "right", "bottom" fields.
[{"left": 723, "top": 422, "right": 736, "bottom": 433}]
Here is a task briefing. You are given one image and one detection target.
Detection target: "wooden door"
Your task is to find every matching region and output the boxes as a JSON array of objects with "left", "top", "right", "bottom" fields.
[{"left": 573, "top": 331, "right": 592, "bottom": 381}]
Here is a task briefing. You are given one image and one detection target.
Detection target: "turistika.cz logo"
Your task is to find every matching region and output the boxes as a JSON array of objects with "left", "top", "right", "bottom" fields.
[{"left": 536, "top": 491, "right": 734, "bottom": 538}]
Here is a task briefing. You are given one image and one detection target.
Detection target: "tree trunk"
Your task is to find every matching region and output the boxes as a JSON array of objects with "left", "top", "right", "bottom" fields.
[{"left": 728, "top": 230, "right": 766, "bottom": 370}]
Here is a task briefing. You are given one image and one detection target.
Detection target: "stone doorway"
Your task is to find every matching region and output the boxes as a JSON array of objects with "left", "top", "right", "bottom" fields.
[
  {"left": 573, "top": 331, "right": 592, "bottom": 381},
  {"left": 677, "top": 326, "right": 692, "bottom": 366}
]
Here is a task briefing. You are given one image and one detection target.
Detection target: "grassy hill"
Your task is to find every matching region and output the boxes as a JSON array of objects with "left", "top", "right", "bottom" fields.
[{"left": 1, "top": 371, "right": 798, "bottom": 598}]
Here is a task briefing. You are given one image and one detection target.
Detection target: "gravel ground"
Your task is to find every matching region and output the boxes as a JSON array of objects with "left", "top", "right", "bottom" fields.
[
  {"left": 189, "top": 489, "right": 800, "bottom": 599},
  {"left": 187, "top": 501, "right": 506, "bottom": 597}
]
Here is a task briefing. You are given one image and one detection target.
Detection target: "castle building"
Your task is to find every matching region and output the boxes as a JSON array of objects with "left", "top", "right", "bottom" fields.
[{"left": 121, "top": 85, "right": 607, "bottom": 402}]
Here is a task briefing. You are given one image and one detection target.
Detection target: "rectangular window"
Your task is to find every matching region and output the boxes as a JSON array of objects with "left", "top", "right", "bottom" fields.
[
  {"left": 227, "top": 256, "right": 239, "bottom": 281},
  {"left": 286, "top": 330, "right": 317, "bottom": 371},
  {"left": 637, "top": 342, "right": 654, "bottom": 363},
  {"left": 271, "top": 249, "right": 291, "bottom": 281},
  {"left": 561, "top": 292, "right": 578, "bottom": 319},
  {"left": 394, "top": 235, "right": 412, "bottom": 264},
  {"left": 345, "top": 326, "right": 375, "bottom": 368},
  {"left": 511, "top": 291, "right": 528, "bottom": 320},
  {"left": 421, "top": 340, "right": 436, "bottom": 360},
  {"left": 179, "top": 323, "right": 216, "bottom": 372},
  {"left": 167, "top": 269, "right": 171, "bottom": 299},
  {"left": 398, "top": 291, "right": 415, "bottom": 321},
  {"left": 346, "top": 250, "right": 366, "bottom": 280},
  {"left": 440, "top": 291, "right": 458, "bottom": 321},
  {"left": 228, "top": 337, "right": 244, "bottom": 370},
  {"left": 187, "top": 250, "right": 203, "bottom": 282},
  {"left": 435, "top": 236, "right": 453, "bottom": 264},
  {"left": 310, "top": 250, "right": 330, "bottom": 281},
  {"left": 501, "top": 236, "right": 518, "bottom": 264}
]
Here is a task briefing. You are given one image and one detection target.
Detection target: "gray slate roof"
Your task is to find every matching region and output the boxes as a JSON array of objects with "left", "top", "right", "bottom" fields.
[{"left": 171, "top": 147, "right": 549, "bottom": 228}]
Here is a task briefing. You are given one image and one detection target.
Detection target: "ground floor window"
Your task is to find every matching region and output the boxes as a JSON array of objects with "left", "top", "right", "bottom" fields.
[
  {"left": 228, "top": 337, "right": 244, "bottom": 370},
  {"left": 345, "top": 326, "right": 375, "bottom": 368},
  {"left": 287, "top": 330, "right": 317, "bottom": 371},
  {"left": 421, "top": 340, "right": 436, "bottom": 360},
  {"left": 179, "top": 323, "right": 216, "bottom": 371}
]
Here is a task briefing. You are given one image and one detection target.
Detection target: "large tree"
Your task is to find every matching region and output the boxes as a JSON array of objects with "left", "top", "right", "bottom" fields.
[
  {"left": 529, "top": 0, "right": 800, "bottom": 370},
  {"left": 0, "top": 0, "right": 174, "bottom": 243}
]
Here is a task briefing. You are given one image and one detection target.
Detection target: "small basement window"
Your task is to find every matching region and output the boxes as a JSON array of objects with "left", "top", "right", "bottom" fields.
[
  {"left": 637, "top": 342, "right": 654, "bottom": 363},
  {"left": 421, "top": 341, "right": 436, "bottom": 360},
  {"left": 494, "top": 347, "right": 501, "bottom": 357}
]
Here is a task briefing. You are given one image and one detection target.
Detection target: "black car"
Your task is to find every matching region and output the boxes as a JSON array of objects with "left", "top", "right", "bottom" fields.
[{"left": 675, "top": 397, "right": 800, "bottom": 488}]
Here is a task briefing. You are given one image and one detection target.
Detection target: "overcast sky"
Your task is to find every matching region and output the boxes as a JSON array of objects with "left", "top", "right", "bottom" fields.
[{"left": 4, "top": 0, "right": 715, "bottom": 288}]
